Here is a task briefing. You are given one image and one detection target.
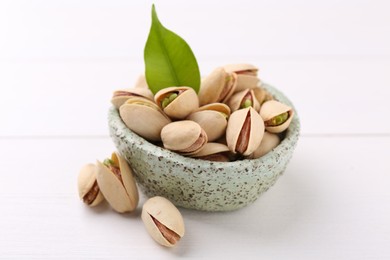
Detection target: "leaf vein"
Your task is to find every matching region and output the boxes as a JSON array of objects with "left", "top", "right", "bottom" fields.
[{"left": 155, "top": 24, "right": 180, "bottom": 86}]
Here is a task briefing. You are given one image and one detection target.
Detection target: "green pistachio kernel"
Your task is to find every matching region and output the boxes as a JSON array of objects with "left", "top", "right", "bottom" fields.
[
  {"left": 103, "top": 158, "right": 114, "bottom": 167},
  {"left": 161, "top": 97, "right": 170, "bottom": 109},
  {"left": 225, "top": 75, "right": 232, "bottom": 82},
  {"left": 161, "top": 93, "right": 178, "bottom": 109},
  {"left": 241, "top": 99, "right": 252, "bottom": 108},
  {"left": 268, "top": 112, "right": 289, "bottom": 126}
]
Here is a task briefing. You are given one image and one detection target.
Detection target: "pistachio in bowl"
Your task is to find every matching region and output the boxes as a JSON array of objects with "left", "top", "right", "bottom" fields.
[{"left": 108, "top": 66, "right": 300, "bottom": 211}]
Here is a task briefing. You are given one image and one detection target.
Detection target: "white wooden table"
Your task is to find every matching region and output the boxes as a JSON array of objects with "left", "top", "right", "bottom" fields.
[{"left": 1, "top": 1, "right": 390, "bottom": 259}]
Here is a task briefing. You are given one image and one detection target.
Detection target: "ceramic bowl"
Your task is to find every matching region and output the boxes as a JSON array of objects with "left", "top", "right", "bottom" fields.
[{"left": 108, "top": 84, "right": 300, "bottom": 211}]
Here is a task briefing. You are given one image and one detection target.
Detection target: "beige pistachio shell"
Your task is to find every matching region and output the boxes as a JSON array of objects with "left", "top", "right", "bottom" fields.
[
  {"left": 249, "top": 132, "right": 281, "bottom": 159},
  {"left": 77, "top": 163, "right": 104, "bottom": 207},
  {"left": 195, "top": 102, "right": 231, "bottom": 117},
  {"left": 198, "top": 67, "right": 237, "bottom": 106},
  {"left": 260, "top": 100, "right": 294, "bottom": 133},
  {"left": 119, "top": 97, "right": 171, "bottom": 141},
  {"left": 187, "top": 110, "right": 227, "bottom": 142},
  {"left": 154, "top": 87, "right": 199, "bottom": 119},
  {"left": 234, "top": 74, "right": 260, "bottom": 93},
  {"left": 223, "top": 63, "right": 258, "bottom": 76},
  {"left": 111, "top": 88, "right": 154, "bottom": 109},
  {"left": 141, "top": 196, "right": 185, "bottom": 247},
  {"left": 96, "top": 152, "right": 139, "bottom": 213},
  {"left": 253, "top": 87, "right": 273, "bottom": 105},
  {"left": 227, "top": 89, "right": 260, "bottom": 112},
  {"left": 161, "top": 120, "right": 208, "bottom": 155},
  {"left": 134, "top": 74, "right": 149, "bottom": 88},
  {"left": 226, "top": 107, "right": 265, "bottom": 156},
  {"left": 191, "top": 142, "right": 230, "bottom": 162}
]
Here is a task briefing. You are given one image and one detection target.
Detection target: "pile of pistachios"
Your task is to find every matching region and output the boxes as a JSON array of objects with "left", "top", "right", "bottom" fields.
[
  {"left": 78, "top": 152, "right": 184, "bottom": 247},
  {"left": 112, "top": 64, "right": 294, "bottom": 161}
]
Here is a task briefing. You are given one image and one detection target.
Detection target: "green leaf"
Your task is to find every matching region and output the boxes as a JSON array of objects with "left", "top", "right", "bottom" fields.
[{"left": 144, "top": 5, "right": 201, "bottom": 94}]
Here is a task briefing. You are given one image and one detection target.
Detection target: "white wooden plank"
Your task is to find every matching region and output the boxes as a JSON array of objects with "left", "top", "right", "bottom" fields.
[
  {"left": 1, "top": 59, "right": 389, "bottom": 136},
  {"left": 0, "top": 0, "right": 390, "bottom": 59},
  {"left": 0, "top": 136, "right": 389, "bottom": 259}
]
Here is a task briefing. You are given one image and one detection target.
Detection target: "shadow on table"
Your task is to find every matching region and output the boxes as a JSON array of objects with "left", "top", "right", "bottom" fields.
[{"left": 180, "top": 156, "right": 318, "bottom": 244}]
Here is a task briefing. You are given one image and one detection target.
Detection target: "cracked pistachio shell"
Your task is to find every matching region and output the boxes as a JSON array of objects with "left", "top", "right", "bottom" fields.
[
  {"left": 226, "top": 107, "right": 265, "bottom": 156},
  {"left": 154, "top": 87, "right": 199, "bottom": 119},
  {"left": 227, "top": 89, "right": 260, "bottom": 112},
  {"left": 196, "top": 102, "right": 231, "bottom": 116},
  {"left": 142, "top": 196, "right": 185, "bottom": 247},
  {"left": 187, "top": 103, "right": 230, "bottom": 142},
  {"left": 198, "top": 67, "right": 237, "bottom": 106},
  {"left": 191, "top": 142, "right": 230, "bottom": 162},
  {"left": 234, "top": 74, "right": 260, "bottom": 93},
  {"left": 96, "top": 152, "right": 139, "bottom": 213},
  {"left": 78, "top": 163, "right": 104, "bottom": 207},
  {"left": 161, "top": 120, "right": 208, "bottom": 155},
  {"left": 249, "top": 132, "right": 281, "bottom": 159},
  {"left": 253, "top": 87, "right": 273, "bottom": 105},
  {"left": 119, "top": 97, "right": 171, "bottom": 141},
  {"left": 223, "top": 63, "right": 258, "bottom": 76},
  {"left": 260, "top": 100, "right": 294, "bottom": 133},
  {"left": 111, "top": 88, "right": 153, "bottom": 109}
]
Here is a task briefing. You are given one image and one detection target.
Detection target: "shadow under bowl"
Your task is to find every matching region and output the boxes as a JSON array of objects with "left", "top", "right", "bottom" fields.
[{"left": 108, "top": 84, "right": 300, "bottom": 211}]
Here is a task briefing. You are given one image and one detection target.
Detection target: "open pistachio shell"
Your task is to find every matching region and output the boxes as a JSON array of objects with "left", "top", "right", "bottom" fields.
[
  {"left": 253, "top": 87, "right": 273, "bottom": 105},
  {"left": 77, "top": 163, "right": 104, "bottom": 207},
  {"left": 234, "top": 74, "right": 260, "bottom": 93},
  {"left": 196, "top": 102, "right": 231, "bottom": 116},
  {"left": 96, "top": 152, "right": 139, "bottom": 213},
  {"left": 227, "top": 89, "right": 260, "bottom": 112},
  {"left": 186, "top": 103, "right": 230, "bottom": 142},
  {"left": 260, "top": 100, "right": 294, "bottom": 133},
  {"left": 248, "top": 132, "right": 281, "bottom": 159},
  {"left": 191, "top": 142, "right": 230, "bottom": 162},
  {"left": 154, "top": 87, "right": 199, "bottom": 119},
  {"left": 198, "top": 67, "right": 237, "bottom": 106},
  {"left": 111, "top": 88, "right": 154, "bottom": 109},
  {"left": 119, "top": 97, "right": 171, "bottom": 141},
  {"left": 226, "top": 107, "right": 265, "bottom": 156},
  {"left": 223, "top": 63, "right": 258, "bottom": 76},
  {"left": 161, "top": 120, "right": 208, "bottom": 155},
  {"left": 141, "top": 196, "right": 185, "bottom": 247}
]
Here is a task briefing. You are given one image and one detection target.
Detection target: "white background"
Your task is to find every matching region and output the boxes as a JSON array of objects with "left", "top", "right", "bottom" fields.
[{"left": 1, "top": 0, "right": 390, "bottom": 259}]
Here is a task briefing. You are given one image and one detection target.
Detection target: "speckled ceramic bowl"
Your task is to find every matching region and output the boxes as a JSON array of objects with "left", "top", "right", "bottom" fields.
[{"left": 108, "top": 84, "right": 300, "bottom": 211}]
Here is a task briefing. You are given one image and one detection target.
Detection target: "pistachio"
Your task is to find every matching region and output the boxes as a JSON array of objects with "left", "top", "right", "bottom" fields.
[
  {"left": 223, "top": 63, "right": 258, "bottom": 76},
  {"left": 226, "top": 107, "right": 265, "bottom": 156},
  {"left": 260, "top": 100, "right": 294, "bottom": 133},
  {"left": 119, "top": 97, "right": 171, "bottom": 141},
  {"left": 96, "top": 152, "right": 139, "bottom": 213},
  {"left": 111, "top": 87, "right": 153, "bottom": 109},
  {"left": 248, "top": 131, "right": 281, "bottom": 159},
  {"left": 227, "top": 89, "right": 260, "bottom": 112},
  {"left": 253, "top": 87, "right": 273, "bottom": 105},
  {"left": 155, "top": 87, "right": 199, "bottom": 119},
  {"left": 77, "top": 163, "right": 104, "bottom": 207},
  {"left": 191, "top": 142, "right": 231, "bottom": 162},
  {"left": 161, "top": 120, "right": 208, "bottom": 155},
  {"left": 141, "top": 196, "right": 185, "bottom": 247},
  {"left": 187, "top": 103, "right": 230, "bottom": 142},
  {"left": 198, "top": 67, "right": 237, "bottom": 105}
]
